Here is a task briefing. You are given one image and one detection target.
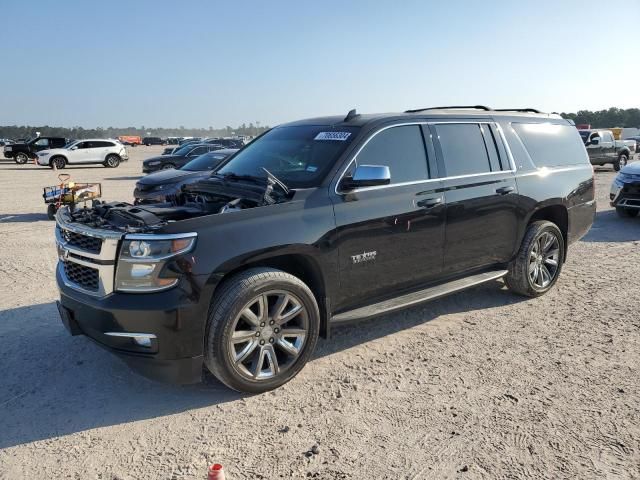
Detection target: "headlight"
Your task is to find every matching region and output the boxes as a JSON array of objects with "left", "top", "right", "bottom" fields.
[
  {"left": 115, "top": 233, "right": 196, "bottom": 292},
  {"left": 152, "top": 184, "right": 166, "bottom": 192},
  {"left": 38, "top": 152, "right": 50, "bottom": 157},
  {"left": 148, "top": 161, "right": 161, "bottom": 166}
]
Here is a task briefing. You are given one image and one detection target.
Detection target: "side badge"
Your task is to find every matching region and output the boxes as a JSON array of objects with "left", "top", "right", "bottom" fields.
[{"left": 351, "top": 251, "right": 377, "bottom": 264}]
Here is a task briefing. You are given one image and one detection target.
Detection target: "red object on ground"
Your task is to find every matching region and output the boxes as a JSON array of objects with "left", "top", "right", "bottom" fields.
[{"left": 208, "top": 464, "right": 226, "bottom": 480}]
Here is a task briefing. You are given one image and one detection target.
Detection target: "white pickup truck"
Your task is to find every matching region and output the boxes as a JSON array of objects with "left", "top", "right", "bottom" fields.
[{"left": 579, "top": 129, "right": 636, "bottom": 171}]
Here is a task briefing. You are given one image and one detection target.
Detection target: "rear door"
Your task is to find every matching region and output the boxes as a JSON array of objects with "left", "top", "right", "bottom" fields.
[
  {"left": 431, "top": 122, "right": 520, "bottom": 274},
  {"left": 331, "top": 124, "right": 446, "bottom": 310}
]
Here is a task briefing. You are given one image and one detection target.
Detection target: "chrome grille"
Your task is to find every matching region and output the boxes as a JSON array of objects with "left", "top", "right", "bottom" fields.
[
  {"left": 62, "top": 261, "right": 99, "bottom": 291},
  {"left": 61, "top": 228, "right": 102, "bottom": 254}
]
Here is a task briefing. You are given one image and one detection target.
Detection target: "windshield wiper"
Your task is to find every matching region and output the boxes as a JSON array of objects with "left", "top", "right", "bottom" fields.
[{"left": 262, "top": 168, "right": 289, "bottom": 194}]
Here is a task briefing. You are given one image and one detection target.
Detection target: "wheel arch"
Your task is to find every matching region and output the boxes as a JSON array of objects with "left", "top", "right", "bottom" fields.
[
  {"left": 208, "top": 252, "right": 330, "bottom": 338},
  {"left": 527, "top": 204, "right": 568, "bottom": 261}
]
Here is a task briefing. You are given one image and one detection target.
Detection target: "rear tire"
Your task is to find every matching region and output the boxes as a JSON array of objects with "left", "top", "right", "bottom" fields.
[
  {"left": 505, "top": 221, "right": 565, "bottom": 297},
  {"left": 50, "top": 156, "right": 66, "bottom": 169},
  {"left": 104, "top": 154, "right": 120, "bottom": 168},
  {"left": 614, "top": 154, "right": 628, "bottom": 172},
  {"left": 15, "top": 152, "right": 28, "bottom": 164},
  {"left": 204, "top": 267, "right": 320, "bottom": 393},
  {"left": 616, "top": 206, "right": 638, "bottom": 218}
]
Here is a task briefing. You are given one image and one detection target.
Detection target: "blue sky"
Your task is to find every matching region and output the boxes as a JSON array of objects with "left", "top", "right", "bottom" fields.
[{"left": 0, "top": 0, "right": 638, "bottom": 128}]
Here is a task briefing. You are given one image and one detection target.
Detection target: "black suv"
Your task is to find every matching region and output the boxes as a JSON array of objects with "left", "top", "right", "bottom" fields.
[
  {"left": 142, "top": 137, "right": 165, "bottom": 146},
  {"left": 4, "top": 136, "right": 67, "bottom": 164},
  {"left": 54, "top": 106, "right": 595, "bottom": 393}
]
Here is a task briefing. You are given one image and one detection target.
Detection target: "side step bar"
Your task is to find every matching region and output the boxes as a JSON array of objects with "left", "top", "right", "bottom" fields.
[{"left": 331, "top": 269, "right": 508, "bottom": 325}]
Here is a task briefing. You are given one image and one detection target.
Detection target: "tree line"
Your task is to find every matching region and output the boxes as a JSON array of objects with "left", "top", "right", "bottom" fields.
[
  {"left": 560, "top": 107, "right": 640, "bottom": 128},
  {"left": 1, "top": 107, "right": 638, "bottom": 140},
  {"left": 0, "top": 123, "right": 270, "bottom": 140}
]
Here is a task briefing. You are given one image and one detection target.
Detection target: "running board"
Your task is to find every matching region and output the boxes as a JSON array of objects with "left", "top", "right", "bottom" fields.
[{"left": 331, "top": 269, "right": 508, "bottom": 324}]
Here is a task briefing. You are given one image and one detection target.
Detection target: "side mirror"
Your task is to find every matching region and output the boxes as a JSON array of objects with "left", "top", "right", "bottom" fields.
[
  {"left": 588, "top": 138, "right": 599, "bottom": 146},
  {"left": 70, "top": 146, "right": 78, "bottom": 150},
  {"left": 340, "top": 165, "right": 391, "bottom": 190}
]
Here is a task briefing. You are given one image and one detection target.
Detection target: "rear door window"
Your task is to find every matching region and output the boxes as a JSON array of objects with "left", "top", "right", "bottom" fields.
[
  {"left": 354, "top": 125, "right": 429, "bottom": 184},
  {"left": 434, "top": 123, "right": 493, "bottom": 176},
  {"left": 511, "top": 123, "right": 589, "bottom": 167}
]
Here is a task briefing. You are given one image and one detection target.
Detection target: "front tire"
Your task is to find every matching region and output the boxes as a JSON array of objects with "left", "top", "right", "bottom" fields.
[
  {"left": 50, "top": 156, "right": 66, "bottom": 169},
  {"left": 47, "top": 204, "right": 58, "bottom": 220},
  {"left": 204, "top": 268, "right": 320, "bottom": 393},
  {"left": 104, "top": 154, "right": 120, "bottom": 168},
  {"left": 614, "top": 154, "right": 628, "bottom": 172},
  {"left": 505, "top": 221, "right": 565, "bottom": 297},
  {"left": 15, "top": 152, "right": 28, "bottom": 164}
]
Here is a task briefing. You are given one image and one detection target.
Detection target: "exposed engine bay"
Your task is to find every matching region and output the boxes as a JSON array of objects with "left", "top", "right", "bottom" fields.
[{"left": 64, "top": 172, "right": 292, "bottom": 233}]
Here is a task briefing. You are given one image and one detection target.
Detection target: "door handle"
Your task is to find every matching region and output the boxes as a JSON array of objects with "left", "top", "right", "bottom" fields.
[
  {"left": 416, "top": 197, "right": 443, "bottom": 208},
  {"left": 496, "top": 186, "right": 515, "bottom": 195}
]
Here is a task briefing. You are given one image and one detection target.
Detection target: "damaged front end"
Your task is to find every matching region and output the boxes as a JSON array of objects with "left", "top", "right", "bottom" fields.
[
  {"left": 61, "top": 171, "right": 293, "bottom": 234},
  {"left": 55, "top": 172, "right": 293, "bottom": 296}
]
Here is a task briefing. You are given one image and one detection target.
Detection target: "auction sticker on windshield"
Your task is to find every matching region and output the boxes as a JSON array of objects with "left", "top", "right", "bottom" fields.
[{"left": 314, "top": 132, "right": 352, "bottom": 141}]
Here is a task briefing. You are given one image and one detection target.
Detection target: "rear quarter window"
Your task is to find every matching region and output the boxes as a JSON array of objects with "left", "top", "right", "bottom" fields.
[{"left": 511, "top": 123, "right": 588, "bottom": 167}]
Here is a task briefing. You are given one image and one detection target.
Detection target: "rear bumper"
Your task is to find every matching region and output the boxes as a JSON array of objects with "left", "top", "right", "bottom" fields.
[{"left": 56, "top": 265, "right": 210, "bottom": 384}]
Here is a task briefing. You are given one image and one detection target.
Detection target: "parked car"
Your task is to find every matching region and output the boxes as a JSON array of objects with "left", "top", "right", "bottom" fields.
[
  {"left": 0, "top": 138, "right": 13, "bottom": 146},
  {"left": 36, "top": 139, "right": 128, "bottom": 168},
  {"left": 204, "top": 138, "right": 245, "bottom": 148},
  {"left": 623, "top": 135, "right": 640, "bottom": 153},
  {"left": 54, "top": 106, "right": 594, "bottom": 393},
  {"left": 4, "top": 136, "right": 68, "bottom": 164},
  {"left": 134, "top": 149, "right": 237, "bottom": 204},
  {"left": 142, "top": 137, "right": 165, "bottom": 146},
  {"left": 610, "top": 162, "right": 640, "bottom": 217},
  {"left": 142, "top": 143, "right": 223, "bottom": 173},
  {"left": 118, "top": 135, "right": 142, "bottom": 147},
  {"left": 579, "top": 129, "right": 636, "bottom": 171}
]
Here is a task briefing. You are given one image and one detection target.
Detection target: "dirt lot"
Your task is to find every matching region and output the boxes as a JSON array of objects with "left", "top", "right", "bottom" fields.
[{"left": 0, "top": 147, "right": 639, "bottom": 479}]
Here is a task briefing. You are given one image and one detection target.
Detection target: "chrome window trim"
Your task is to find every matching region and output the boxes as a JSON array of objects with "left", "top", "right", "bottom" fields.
[{"left": 334, "top": 120, "right": 517, "bottom": 195}]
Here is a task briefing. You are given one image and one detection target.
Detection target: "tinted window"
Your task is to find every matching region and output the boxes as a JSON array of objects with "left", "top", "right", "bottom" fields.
[
  {"left": 91, "top": 141, "right": 114, "bottom": 148},
  {"left": 34, "top": 138, "right": 49, "bottom": 147},
  {"left": 512, "top": 123, "right": 589, "bottom": 167},
  {"left": 189, "top": 146, "right": 208, "bottom": 156},
  {"left": 435, "top": 123, "right": 492, "bottom": 176},
  {"left": 355, "top": 125, "right": 428, "bottom": 183},
  {"left": 181, "top": 152, "right": 229, "bottom": 171}
]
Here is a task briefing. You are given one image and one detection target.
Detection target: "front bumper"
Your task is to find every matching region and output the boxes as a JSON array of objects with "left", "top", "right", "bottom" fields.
[
  {"left": 610, "top": 180, "right": 640, "bottom": 209},
  {"left": 57, "top": 265, "right": 208, "bottom": 384}
]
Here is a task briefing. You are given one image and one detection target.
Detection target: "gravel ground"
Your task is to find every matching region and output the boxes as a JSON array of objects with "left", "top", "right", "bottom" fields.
[{"left": 0, "top": 148, "right": 639, "bottom": 479}]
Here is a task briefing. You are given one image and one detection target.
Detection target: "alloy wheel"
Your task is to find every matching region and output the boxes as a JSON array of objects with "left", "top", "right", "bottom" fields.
[
  {"left": 228, "top": 290, "right": 308, "bottom": 381},
  {"left": 528, "top": 231, "right": 560, "bottom": 289}
]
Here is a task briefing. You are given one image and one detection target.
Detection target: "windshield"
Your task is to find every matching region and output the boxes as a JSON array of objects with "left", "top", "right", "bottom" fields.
[
  {"left": 181, "top": 152, "right": 229, "bottom": 171},
  {"left": 173, "top": 145, "right": 197, "bottom": 156},
  {"left": 217, "top": 126, "right": 359, "bottom": 188}
]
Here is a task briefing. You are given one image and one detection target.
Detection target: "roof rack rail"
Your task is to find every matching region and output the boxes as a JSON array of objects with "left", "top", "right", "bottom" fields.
[
  {"left": 493, "top": 108, "right": 542, "bottom": 113},
  {"left": 404, "top": 105, "right": 492, "bottom": 113}
]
